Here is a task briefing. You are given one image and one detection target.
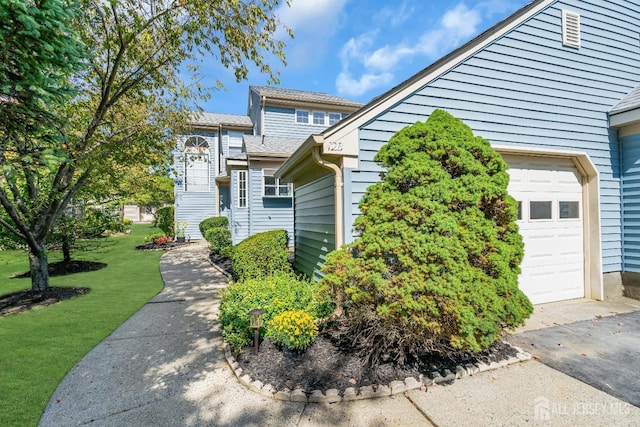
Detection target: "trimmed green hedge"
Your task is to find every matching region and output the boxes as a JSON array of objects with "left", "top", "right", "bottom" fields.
[
  {"left": 230, "top": 230, "right": 290, "bottom": 281},
  {"left": 199, "top": 216, "right": 229, "bottom": 235},
  {"left": 219, "top": 272, "right": 331, "bottom": 352},
  {"left": 205, "top": 227, "right": 232, "bottom": 254}
]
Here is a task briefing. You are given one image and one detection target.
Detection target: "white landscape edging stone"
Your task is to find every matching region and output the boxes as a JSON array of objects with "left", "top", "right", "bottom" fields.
[{"left": 222, "top": 341, "right": 531, "bottom": 403}]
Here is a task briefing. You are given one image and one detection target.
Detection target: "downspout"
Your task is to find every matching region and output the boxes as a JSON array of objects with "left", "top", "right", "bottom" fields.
[
  {"left": 215, "top": 123, "right": 222, "bottom": 216},
  {"left": 261, "top": 95, "right": 266, "bottom": 136},
  {"left": 312, "top": 146, "right": 344, "bottom": 248},
  {"left": 618, "top": 127, "right": 625, "bottom": 275}
]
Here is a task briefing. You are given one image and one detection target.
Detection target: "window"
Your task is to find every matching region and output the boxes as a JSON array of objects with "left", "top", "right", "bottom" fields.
[
  {"left": 237, "top": 170, "right": 247, "bottom": 208},
  {"left": 328, "top": 112, "right": 342, "bottom": 125},
  {"left": 263, "top": 169, "right": 291, "bottom": 197},
  {"left": 559, "top": 201, "right": 580, "bottom": 219},
  {"left": 296, "top": 110, "right": 309, "bottom": 124},
  {"left": 313, "top": 111, "right": 325, "bottom": 125},
  {"left": 517, "top": 201, "right": 522, "bottom": 220},
  {"left": 562, "top": 10, "right": 580, "bottom": 48},
  {"left": 530, "top": 201, "right": 552, "bottom": 220},
  {"left": 183, "top": 136, "right": 209, "bottom": 192}
]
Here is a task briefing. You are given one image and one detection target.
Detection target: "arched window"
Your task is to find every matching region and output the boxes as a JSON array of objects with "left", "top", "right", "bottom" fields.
[{"left": 183, "top": 136, "right": 209, "bottom": 192}]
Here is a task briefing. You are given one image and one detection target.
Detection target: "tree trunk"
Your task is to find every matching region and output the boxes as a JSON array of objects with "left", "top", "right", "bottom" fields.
[
  {"left": 29, "top": 246, "right": 50, "bottom": 291},
  {"left": 62, "top": 238, "right": 71, "bottom": 263}
]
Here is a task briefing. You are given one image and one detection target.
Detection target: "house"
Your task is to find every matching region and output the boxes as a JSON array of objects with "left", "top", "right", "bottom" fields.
[
  {"left": 174, "top": 86, "right": 362, "bottom": 241},
  {"left": 277, "top": 0, "right": 640, "bottom": 305}
]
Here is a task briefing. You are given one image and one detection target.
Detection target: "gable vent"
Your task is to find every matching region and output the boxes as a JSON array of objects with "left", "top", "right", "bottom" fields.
[{"left": 562, "top": 10, "right": 581, "bottom": 48}]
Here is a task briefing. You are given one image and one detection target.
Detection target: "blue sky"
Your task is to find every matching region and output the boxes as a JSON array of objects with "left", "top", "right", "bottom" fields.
[{"left": 195, "top": 0, "right": 531, "bottom": 115}]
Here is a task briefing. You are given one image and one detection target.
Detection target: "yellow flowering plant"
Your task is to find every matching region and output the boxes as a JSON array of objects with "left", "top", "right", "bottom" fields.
[
  {"left": 267, "top": 310, "right": 318, "bottom": 351},
  {"left": 175, "top": 220, "right": 188, "bottom": 238}
]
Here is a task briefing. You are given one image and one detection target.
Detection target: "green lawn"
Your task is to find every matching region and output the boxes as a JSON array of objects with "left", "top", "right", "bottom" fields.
[{"left": 0, "top": 224, "right": 165, "bottom": 426}]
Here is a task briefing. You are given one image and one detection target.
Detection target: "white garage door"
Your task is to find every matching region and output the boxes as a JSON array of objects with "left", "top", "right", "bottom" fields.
[{"left": 504, "top": 155, "right": 584, "bottom": 304}]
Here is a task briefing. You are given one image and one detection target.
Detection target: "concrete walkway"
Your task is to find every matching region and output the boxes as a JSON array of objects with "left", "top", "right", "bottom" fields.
[{"left": 39, "top": 242, "right": 640, "bottom": 426}]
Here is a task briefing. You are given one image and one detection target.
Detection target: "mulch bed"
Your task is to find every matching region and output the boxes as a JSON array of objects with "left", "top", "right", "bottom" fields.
[
  {"left": 11, "top": 260, "right": 107, "bottom": 278},
  {"left": 0, "top": 286, "right": 90, "bottom": 317},
  {"left": 237, "top": 333, "right": 517, "bottom": 392},
  {"left": 209, "top": 252, "right": 233, "bottom": 276},
  {"left": 3, "top": 259, "right": 102, "bottom": 316},
  {"left": 212, "top": 250, "right": 519, "bottom": 392},
  {"left": 135, "top": 241, "right": 193, "bottom": 251}
]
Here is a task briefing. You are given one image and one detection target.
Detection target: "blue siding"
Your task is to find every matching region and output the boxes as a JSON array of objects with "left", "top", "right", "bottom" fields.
[
  {"left": 174, "top": 132, "right": 217, "bottom": 240},
  {"left": 622, "top": 133, "right": 640, "bottom": 272},
  {"left": 249, "top": 90, "right": 262, "bottom": 135},
  {"left": 349, "top": 0, "right": 640, "bottom": 274},
  {"left": 247, "top": 163, "right": 294, "bottom": 244},
  {"left": 263, "top": 106, "right": 337, "bottom": 138},
  {"left": 294, "top": 174, "right": 335, "bottom": 279},
  {"left": 220, "top": 131, "right": 247, "bottom": 175}
]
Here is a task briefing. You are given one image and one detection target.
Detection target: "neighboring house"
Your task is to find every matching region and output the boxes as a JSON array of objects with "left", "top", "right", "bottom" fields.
[
  {"left": 174, "top": 113, "right": 253, "bottom": 240},
  {"left": 122, "top": 205, "right": 155, "bottom": 223},
  {"left": 174, "top": 86, "right": 362, "bottom": 241},
  {"left": 278, "top": 0, "right": 640, "bottom": 305}
]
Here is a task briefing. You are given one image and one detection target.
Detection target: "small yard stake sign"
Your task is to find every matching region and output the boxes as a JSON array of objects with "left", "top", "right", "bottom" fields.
[{"left": 248, "top": 308, "right": 264, "bottom": 354}]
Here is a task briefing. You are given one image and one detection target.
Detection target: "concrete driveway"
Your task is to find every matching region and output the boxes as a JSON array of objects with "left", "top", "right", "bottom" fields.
[{"left": 512, "top": 310, "right": 640, "bottom": 408}]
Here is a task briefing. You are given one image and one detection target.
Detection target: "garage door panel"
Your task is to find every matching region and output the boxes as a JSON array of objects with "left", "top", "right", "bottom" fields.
[{"left": 504, "top": 155, "right": 585, "bottom": 305}]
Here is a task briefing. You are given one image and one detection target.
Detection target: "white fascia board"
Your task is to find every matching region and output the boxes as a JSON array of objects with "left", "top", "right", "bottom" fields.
[
  {"left": 276, "top": 135, "right": 322, "bottom": 179},
  {"left": 610, "top": 109, "right": 640, "bottom": 128}
]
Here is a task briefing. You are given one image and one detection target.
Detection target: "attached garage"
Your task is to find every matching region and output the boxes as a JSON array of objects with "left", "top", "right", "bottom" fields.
[{"left": 504, "top": 155, "right": 585, "bottom": 304}]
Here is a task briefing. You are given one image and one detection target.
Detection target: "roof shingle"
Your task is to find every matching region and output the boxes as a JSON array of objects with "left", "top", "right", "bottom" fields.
[
  {"left": 250, "top": 86, "right": 363, "bottom": 108},
  {"left": 188, "top": 112, "right": 253, "bottom": 127},
  {"left": 243, "top": 135, "right": 306, "bottom": 155},
  {"left": 611, "top": 85, "right": 640, "bottom": 115}
]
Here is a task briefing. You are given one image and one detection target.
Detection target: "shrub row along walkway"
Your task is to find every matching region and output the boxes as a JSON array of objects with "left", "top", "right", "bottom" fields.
[
  {"left": 40, "top": 242, "right": 640, "bottom": 426},
  {"left": 38, "top": 242, "right": 432, "bottom": 426}
]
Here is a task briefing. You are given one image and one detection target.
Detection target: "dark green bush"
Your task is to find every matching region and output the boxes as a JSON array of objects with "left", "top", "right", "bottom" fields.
[
  {"left": 230, "top": 230, "right": 291, "bottom": 281},
  {"left": 199, "top": 216, "right": 229, "bottom": 234},
  {"left": 319, "top": 109, "right": 532, "bottom": 363},
  {"left": 219, "top": 272, "right": 331, "bottom": 352},
  {"left": 155, "top": 206, "right": 174, "bottom": 237},
  {"left": 205, "top": 227, "right": 232, "bottom": 254}
]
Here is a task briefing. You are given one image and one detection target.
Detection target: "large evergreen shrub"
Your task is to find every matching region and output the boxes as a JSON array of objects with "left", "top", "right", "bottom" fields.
[
  {"left": 230, "top": 230, "right": 291, "bottom": 281},
  {"left": 319, "top": 110, "right": 532, "bottom": 363}
]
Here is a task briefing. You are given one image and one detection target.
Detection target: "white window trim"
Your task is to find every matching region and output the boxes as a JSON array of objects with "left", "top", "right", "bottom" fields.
[
  {"left": 528, "top": 199, "right": 554, "bottom": 222},
  {"left": 558, "top": 199, "right": 581, "bottom": 221},
  {"left": 312, "top": 111, "right": 326, "bottom": 126},
  {"left": 295, "top": 109, "right": 310, "bottom": 124},
  {"left": 237, "top": 170, "right": 248, "bottom": 208},
  {"left": 328, "top": 112, "right": 342, "bottom": 126},
  {"left": 262, "top": 169, "right": 292, "bottom": 198},
  {"left": 183, "top": 136, "right": 210, "bottom": 193}
]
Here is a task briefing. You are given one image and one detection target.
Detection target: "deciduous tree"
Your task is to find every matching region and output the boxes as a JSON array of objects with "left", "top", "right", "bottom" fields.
[{"left": 0, "top": 0, "right": 291, "bottom": 291}]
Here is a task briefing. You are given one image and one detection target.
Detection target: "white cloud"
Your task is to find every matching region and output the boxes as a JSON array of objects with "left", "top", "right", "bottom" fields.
[
  {"left": 339, "top": 32, "right": 377, "bottom": 68},
  {"left": 274, "top": 0, "right": 349, "bottom": 69},
  {"left": 336, "top": 71, "right": 394, "bottom": 97},
  {"left": 335, "top": 1, "right": 518, "bottom": 98},
  {"left": 365, "top": 44, "right": 416, "bottom": 72},
  {"left": 276, "top": 0, "right": 348, "bottom": 37},
  {"left": 374, "top": 1, "right": 414, "bottom": 28},
  {"left": 441, "top": 4, "right": 482, "bottom": 39}
]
